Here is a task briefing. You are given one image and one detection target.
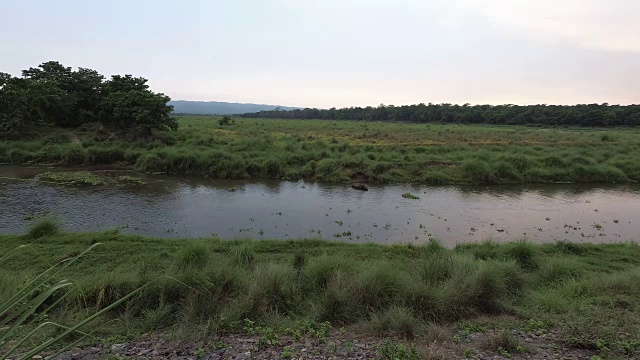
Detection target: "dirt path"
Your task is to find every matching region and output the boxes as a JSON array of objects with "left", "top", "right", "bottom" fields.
[{"left": 45, "top": 328, "right": 597, "bottom": 360}]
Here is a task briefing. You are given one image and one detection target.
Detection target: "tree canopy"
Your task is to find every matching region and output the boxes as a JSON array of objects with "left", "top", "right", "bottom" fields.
[
  {"left": 240, "top": 103, "right": 640, "bottom": 127},
  {"left": 0, "top": 61, "right": 176, "bottom": 133}
]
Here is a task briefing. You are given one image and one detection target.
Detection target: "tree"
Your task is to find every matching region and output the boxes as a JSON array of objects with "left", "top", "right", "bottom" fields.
[
  {"left": 99, "top": 75, "right": 177, "bottom": 134},
  {"left": 219, "top": 115, "right": 234, "bottom": 126},
  {"left": 68, "top": 68, "right": 105, "bottom": 125},
  {"left": 1, "top": 61, "right": 178, "bottom": 135}
]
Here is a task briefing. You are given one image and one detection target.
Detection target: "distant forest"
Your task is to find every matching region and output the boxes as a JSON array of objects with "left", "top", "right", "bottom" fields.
[{"left": 240, "top": 103, "right": 640, "bottom": 127}]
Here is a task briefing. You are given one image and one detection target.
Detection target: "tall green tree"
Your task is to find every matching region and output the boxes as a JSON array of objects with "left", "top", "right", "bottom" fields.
[
  {"left": 99, "top": 75, "right": 177, "bottom": 134},
  {"left": 0, "top": 61, "right": 178, "bottom": 134}
]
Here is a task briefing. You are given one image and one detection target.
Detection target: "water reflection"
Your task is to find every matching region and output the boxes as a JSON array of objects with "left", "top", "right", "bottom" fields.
[{"left": 1, "top": 166, "right": 639, "bottom": 246}]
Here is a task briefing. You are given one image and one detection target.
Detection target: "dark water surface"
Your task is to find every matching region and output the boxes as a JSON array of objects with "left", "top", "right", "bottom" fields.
[{"left": 1, "top": 166, "right": 639, "bottom": 246}]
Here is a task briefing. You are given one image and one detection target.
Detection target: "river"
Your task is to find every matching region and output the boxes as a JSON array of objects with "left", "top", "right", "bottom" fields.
[{"left": 1, "top": 166, "right": 638, "bottom": 246}]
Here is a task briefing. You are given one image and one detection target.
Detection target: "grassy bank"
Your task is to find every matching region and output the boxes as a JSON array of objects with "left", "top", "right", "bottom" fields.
[
  {"left": 2, "top": 117, "right": 640, "bottom": 184},
  {"left": 2, "top": 229, "right": 640, "bottom": 358}
]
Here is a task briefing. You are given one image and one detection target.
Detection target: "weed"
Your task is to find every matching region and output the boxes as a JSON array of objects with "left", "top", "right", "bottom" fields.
[
  {"left": 497, "top": 346, "right": 512, "bottom": 358},
  {"left": 193, "top": 348, "right": 205, "bottom": 358},
  {"left": 281, "top": 346, "right": 294, "bottom": 359},
  {"left": 458, "top": 322, "right": 487, "bottom": 336},
  {"left": 375, "top": 341, "right": 420, "bottom": 360}
]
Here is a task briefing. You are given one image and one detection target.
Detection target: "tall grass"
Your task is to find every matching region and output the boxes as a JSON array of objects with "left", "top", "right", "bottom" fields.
[
  {"left": 2, "top": 118, "right": 640, "bottom": 184},
  {"left": 0, "top": 244, "right": 147, "bottom": 359},
  {"left": 1, "top": 232, "right": 640, "bottom": 356}
]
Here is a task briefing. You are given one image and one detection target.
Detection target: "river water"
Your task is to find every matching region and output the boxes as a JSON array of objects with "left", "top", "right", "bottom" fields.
[{"left": 1, "top": 166, "right": 638, "bottom": 246}]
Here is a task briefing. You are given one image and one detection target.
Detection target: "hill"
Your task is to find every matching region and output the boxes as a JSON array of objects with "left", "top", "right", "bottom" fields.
[{"left": 169, "top": 100, "right": 299, "bottom": 115}]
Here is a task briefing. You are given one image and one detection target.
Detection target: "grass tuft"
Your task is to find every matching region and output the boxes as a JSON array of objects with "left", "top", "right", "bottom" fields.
[
  {"left": 176, "top": 243, "right": 209, "bottom": 270},
  {"left": 370, "top": 305, "right": 421, "bottom": 338},
  {"left": 233, "top": 242, "right": 256, "bottom": 269},
  {"left": 26, "top": 217, "right": 60, "bottom": 239}
]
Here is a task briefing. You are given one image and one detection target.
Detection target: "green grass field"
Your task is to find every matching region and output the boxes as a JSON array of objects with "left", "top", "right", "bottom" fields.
[
  {"left": 2, "top": 117, "right": 640, "bottom": 184},
  {"left": 2, "top": 225, "right": 640, "bottom": 357}
]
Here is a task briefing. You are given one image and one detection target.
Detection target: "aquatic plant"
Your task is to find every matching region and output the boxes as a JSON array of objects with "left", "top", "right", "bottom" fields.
[{"left": 401, "top": 193, "right": 419, "bottom": 200}]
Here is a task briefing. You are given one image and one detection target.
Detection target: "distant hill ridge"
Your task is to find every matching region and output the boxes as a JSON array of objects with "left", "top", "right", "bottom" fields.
[{"left": 169, "top": 100, "right": 299, "bottom": 115}]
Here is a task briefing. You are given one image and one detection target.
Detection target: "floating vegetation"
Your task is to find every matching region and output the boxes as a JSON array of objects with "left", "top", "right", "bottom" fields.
[
  {"left": 39, "top": 171, "right": 106, "bottom": 186},
  {"left": 401, "top": 193, "right": 419, "bottom": 200},
  {"left": 116, "top": 175, "right": 146, "bottom": 185},
  {"left": 332, "top": 231, "right": 352, "bottom": 238},
  {"left": 227, "top": 186, "right": 244, "bottom": 192},
  {"left": 38, "top": 171, "right": 147, "bottom": 187}
]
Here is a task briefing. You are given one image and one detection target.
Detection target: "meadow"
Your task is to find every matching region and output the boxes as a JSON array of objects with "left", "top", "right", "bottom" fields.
[
  {"left": 2, "top": 117, "right": 640, "bottom": 184},
  {"left": 2, "top": 222, "right": 640, "bottom": 358}
]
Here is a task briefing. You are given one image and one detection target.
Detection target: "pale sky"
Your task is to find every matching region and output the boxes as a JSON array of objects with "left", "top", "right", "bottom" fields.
[{"left": 1, "top": 0, "right": 639, "bottom": 108}]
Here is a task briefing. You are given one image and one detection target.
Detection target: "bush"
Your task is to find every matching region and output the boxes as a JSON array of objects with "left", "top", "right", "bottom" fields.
[{"left": 219, "top": 115, "right": 235, "bottom": 126}]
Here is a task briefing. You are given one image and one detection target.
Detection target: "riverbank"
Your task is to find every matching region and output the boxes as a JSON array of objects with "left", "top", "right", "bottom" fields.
[
  {"left": 2, "top": 117, "right": 640, "bottom": 185},
  {"left": 2, "top": 230, "right": 640, "bottom": 358}
]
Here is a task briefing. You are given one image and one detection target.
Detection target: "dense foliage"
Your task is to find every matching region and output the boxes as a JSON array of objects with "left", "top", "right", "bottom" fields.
[
  {"left": 240, "top": 103, "right": 640, "bottom": 127},
  {"left": 0, "top": 61, "right": 177, "bottom": 134}
]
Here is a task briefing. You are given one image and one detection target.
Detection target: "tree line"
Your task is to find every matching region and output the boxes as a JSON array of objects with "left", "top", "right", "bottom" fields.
[
  {"left": 240, "top": 103, "right": 640, "bottom": 127},
  {"left": 0, "top": 61, "right": 177, "bottom": 134}
]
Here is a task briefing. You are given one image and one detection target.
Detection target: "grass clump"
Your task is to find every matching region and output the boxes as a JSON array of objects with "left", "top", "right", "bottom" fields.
[
  {"left": 26, "top": 217, "right": 60, "bottom": 239},
  {"left": 233, "top": 242, "right": 256, "bottom": 269},
  {"left": 370, "top": 305, "right": 421, "bottom": 338},
  {"left": 176, "top": 243, "right": 209, "bottom": 270}
]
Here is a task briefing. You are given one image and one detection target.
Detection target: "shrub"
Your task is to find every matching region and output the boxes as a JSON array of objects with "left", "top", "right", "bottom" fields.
[{"left": 219, "top": 115, "right": 235, "bottom": 126}]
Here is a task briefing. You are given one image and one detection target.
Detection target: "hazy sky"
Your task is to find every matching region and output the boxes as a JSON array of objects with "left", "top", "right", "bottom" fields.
[{"left": 1, "top": 0, "right": 639, "bottom": 108}]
